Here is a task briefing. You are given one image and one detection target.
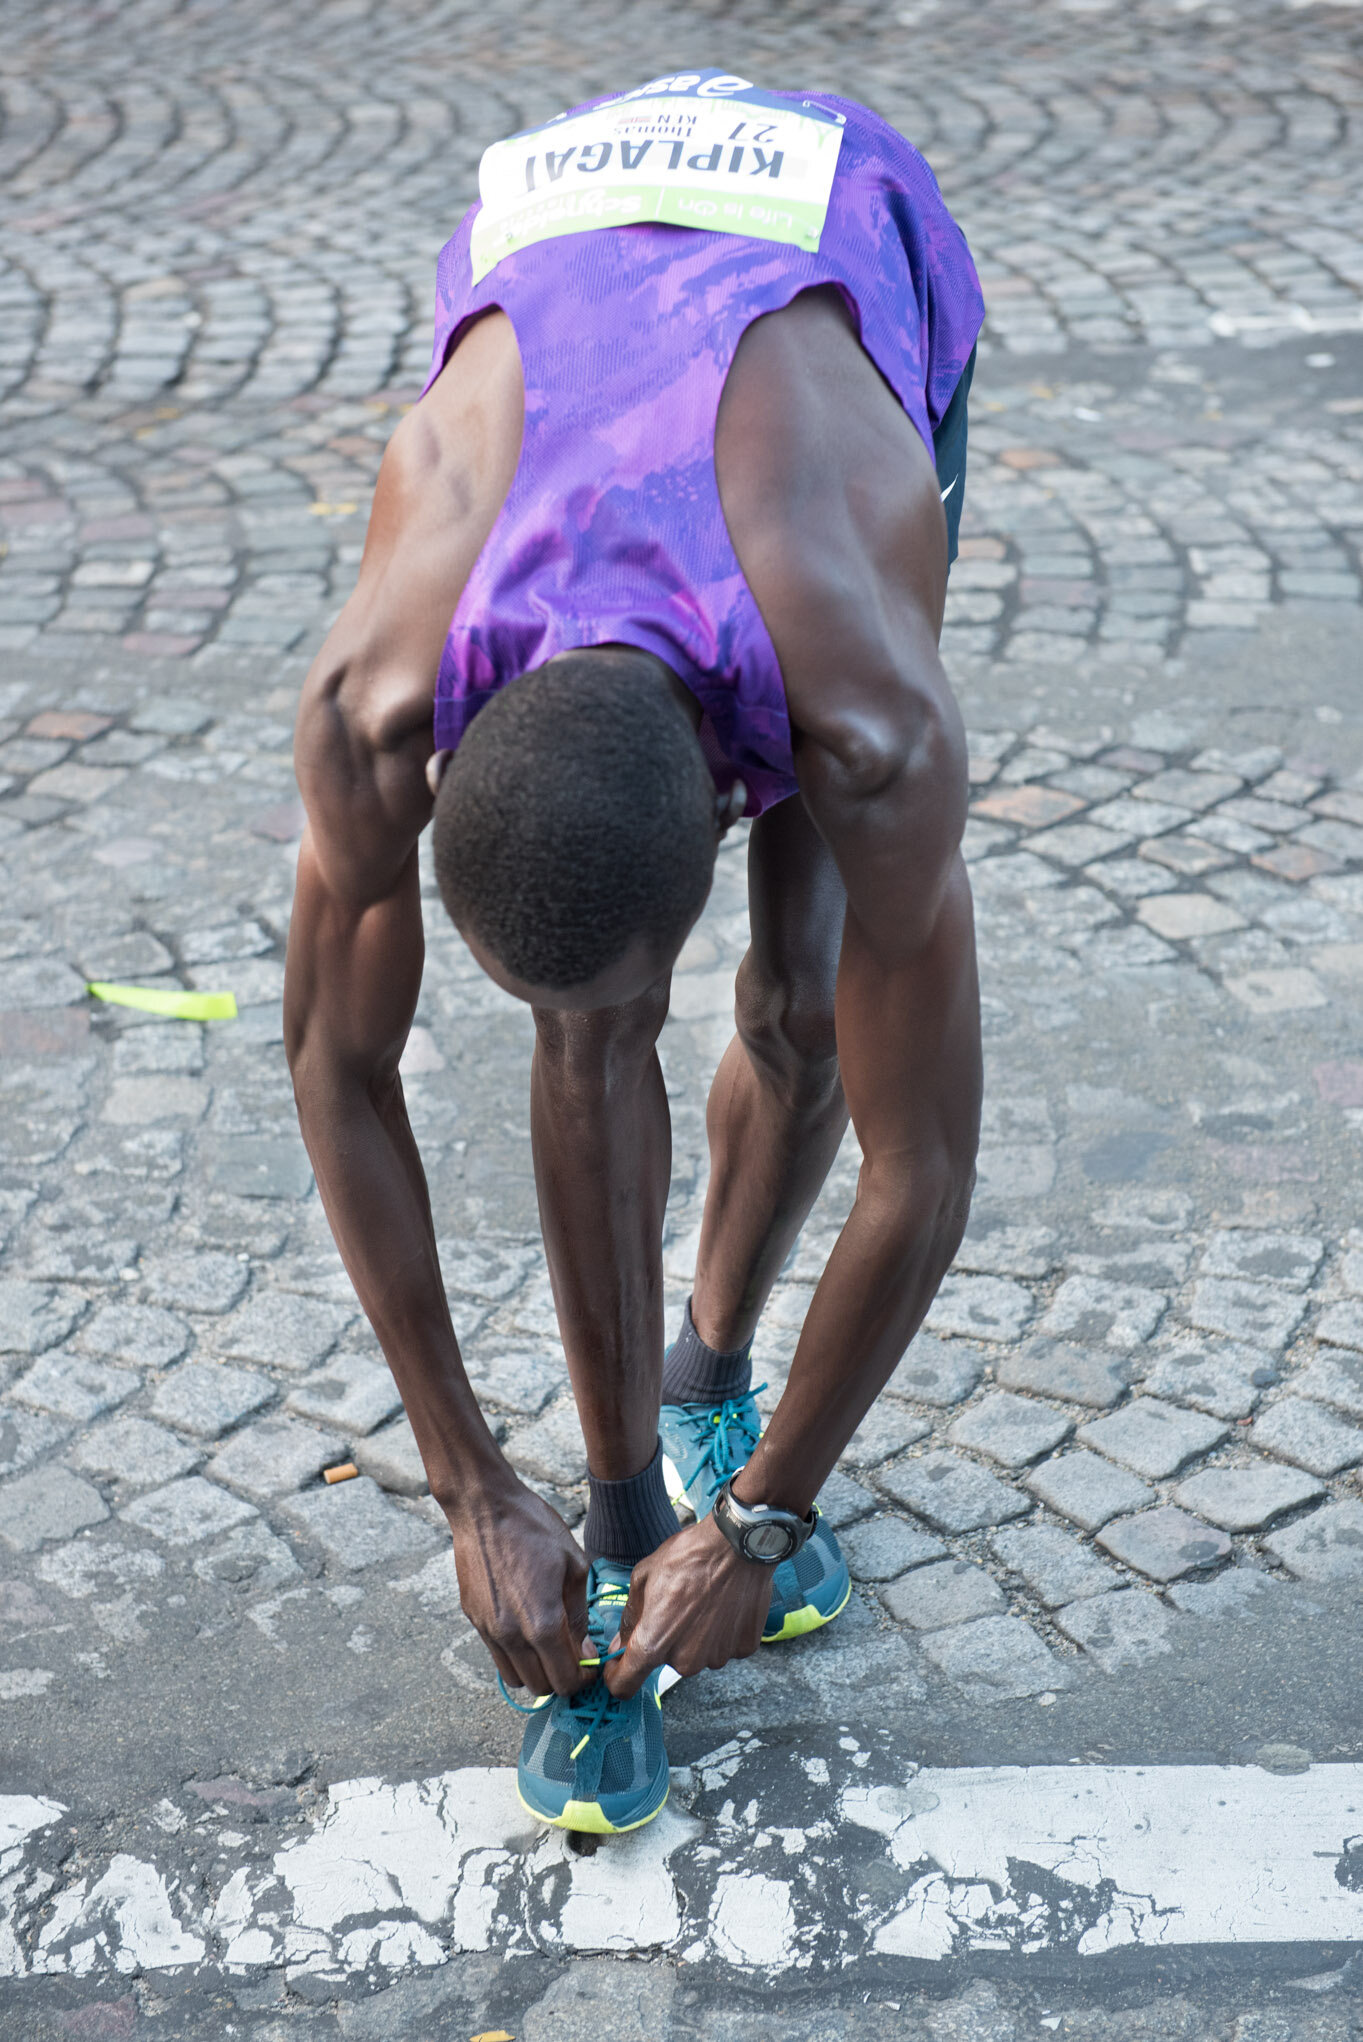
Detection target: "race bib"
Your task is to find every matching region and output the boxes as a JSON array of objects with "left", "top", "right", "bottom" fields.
[{"left": 469, "top": 70, "right": 846, "bottom": 284}]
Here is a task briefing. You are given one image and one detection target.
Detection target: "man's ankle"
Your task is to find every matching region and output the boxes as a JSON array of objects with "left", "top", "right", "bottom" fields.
[
  {"left": 660, "top": 1296, "right": 753, "bottom": 1405},
  {"left": 583, "top": 1440, "right": 679, "bottom": 1566}
]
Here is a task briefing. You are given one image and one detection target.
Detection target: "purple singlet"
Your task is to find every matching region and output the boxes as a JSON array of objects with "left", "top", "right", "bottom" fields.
[{"left": 425, "top": 83, "right": 984, "bottom": 817}]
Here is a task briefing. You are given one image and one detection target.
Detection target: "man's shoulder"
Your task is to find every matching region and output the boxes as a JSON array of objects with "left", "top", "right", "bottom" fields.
[{"left": 716, "top": 287, "right": 947, "bottom": 738}]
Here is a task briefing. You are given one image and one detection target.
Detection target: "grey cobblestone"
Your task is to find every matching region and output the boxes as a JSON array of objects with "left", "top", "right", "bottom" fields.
[
  {"left": 879, "top": 1557, "right": 1005, "bottom": 1630},
  {"left": 1077, "top": 1398, "right": 1229, "bottom": 1480},
  {"left": 1184, "top": 1278, "right": 1307, "bottom": 1353},
  {"left": 1198, "top": 1229, "right": 1324, "bottom": 1290},
  {"left": 502, "top": 1397, "right": 589, "bottom": 1489},
  {"left": 1314, "top": 1299, "right": 1363, "bottom": 1354},
  {"left": 1292, "top": 1348, "right": 1363, "bottom": 1419},
  {"left": 150, "top": 1360, "right": 275, "bottom": 1439},
  {"left": 1037, "top": 1275, "right": 1165, "bottom": 1349},
  {"left": 1023, "top": 1451, "right": 1156, "bottom": 1532},
  {"left": 919, "top": 1613, "right": 1070, "bottom": 1701},
  {"left": 285, "top": 1353, "right": 404, "bottom": 1434},
  {"left": 280, "top": 1474, "right": 440, "bottom": 1571},
  {"left": 120, "top": 1474, "right": 257, "bottom": 1545},
  {"left": 989, "top": 1524, "right": 1120, "bottom": 1608},
  {"left": 353, "top": 1416, "right": 429, "bottom": 1498},
  {"left": 840, "top": 1515, "right": 945, "bottom": 1583},
  {"left": 841, "top": 1401, "right": 932, "bottom": 1467},
  {"left": 207, "top": 1416, "right": 349, "bottom": 1500},
  {"left": 0, "top": 1464, "right": 108, "bottom": 1550},
  {"left": 68, "top": 1414, "right": 201, "bottom": 1490},
  {"left": 0, "top": 1407, "right": 71, "bottom": 1478},
  {"left": 141, "top": 1250, "right": 250, "bottom": 1316},
  {"left": 1263, "top": 1501, "right": 1363, "bottom": 1585},
  {"left": 888, "top": 1337, "right": 984, "bottom": 1407},
  {"left": 947, "top": 1391, "right": 1073, "bottom": 1469},
  {"left": 1250, "top": 1397, "right": 1363, "bottom": 1477},
  {"left": 11, "top": 1350, "right": 137, "bottom": 1422},
  {"left": 0, "top": 1277, "right": 83, "bottom": 1354},
  {"left": 1139, "top": 1342, "right": 1277, "bottom": 1422},
  {"left": 1096, "top": 1505, "right": 1232, "bottom": 1584},
  {"left": 924, "top": 1274, "right": 1033, "bottom": 1344},
  {"left": 1172, "top": 1465, "right": 1324, "bottom": 1533},
  {"left": 995, "top": 1338, "right": 1126, "bottom": 1409},
  {"left": 74, "top": 1302, "right": 190, "bottom": 1368},
  {"left": 1054, "top": 1589, "right": 1176, "bottom": 1673},
  {"left": 877, "top": 1451, "right": 1031, "bottom": 1534}
]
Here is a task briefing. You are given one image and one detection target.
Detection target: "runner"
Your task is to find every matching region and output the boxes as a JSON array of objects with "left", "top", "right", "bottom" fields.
[{"left": 285, "top": 71, "right": 985, "bottom": 1835}]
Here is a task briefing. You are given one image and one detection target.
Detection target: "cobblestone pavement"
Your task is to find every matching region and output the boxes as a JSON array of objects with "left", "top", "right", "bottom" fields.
[{"left": 3, "top": 0, "right": 1363, "bottom": 2031}]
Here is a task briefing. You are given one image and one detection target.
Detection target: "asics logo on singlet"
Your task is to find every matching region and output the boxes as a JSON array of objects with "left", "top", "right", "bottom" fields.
[{"left": 613, "top": 73, "right": 754, "bottom": 102}]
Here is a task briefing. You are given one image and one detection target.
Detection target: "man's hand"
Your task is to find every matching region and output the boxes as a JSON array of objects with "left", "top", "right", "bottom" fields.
[
  {"left": 602, "top": 1515, "right": 773, "bottom": 1699},
  {"left": 451, "top": 1477, "right": 591, "bottom": 1697}
]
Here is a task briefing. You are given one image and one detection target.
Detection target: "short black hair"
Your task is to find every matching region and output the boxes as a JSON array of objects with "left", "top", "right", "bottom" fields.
[{"left": 431, "top": 651, "right": 719, "bottom": 992}]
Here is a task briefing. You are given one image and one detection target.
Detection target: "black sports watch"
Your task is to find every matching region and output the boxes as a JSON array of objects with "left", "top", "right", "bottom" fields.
[{"left": 712, "top": 1478, "right": 817, "bottom": 1567}]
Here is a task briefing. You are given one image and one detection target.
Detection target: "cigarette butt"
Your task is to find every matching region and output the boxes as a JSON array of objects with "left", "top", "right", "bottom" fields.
[
  {"left": 470, "top": 2032, "right": 515, "bottom": 2041},
  {"left": 323, "top": 1463, "right": 358, "bottom": 1484}
]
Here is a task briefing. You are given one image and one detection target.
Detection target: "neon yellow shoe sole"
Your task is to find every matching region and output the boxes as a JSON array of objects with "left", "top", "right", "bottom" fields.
[
  {"left": 517, "top": 1781, "right": 670, "bottom": 1835},
  {"left": 762, "top": 1572, "right": 852, "bottom": 1642}
]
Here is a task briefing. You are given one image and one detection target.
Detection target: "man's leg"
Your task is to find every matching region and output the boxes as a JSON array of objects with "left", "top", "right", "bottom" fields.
[
  {"left": 521, "top": 988, "right": 677, "bottom": 1832},
  {"left": 689, "top": 794, "right": 849, "bottom": 1353},
  {"left": 530, "top": 984, "right": 679, "bottom": 1559}
]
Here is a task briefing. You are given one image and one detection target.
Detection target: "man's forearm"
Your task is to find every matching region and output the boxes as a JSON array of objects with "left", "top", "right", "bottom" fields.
[
  {"left": 284, "top": 836, "right": 517, "bottom": 1518},
  {"left": 731, "top": 869, "right": 981, "bottom": 1516},
  {"left": 294, "top": 1063, "right": 511, "bottom": 1515},
  {"left": 730, "top": 1167, "right": 971, "bottom": 1516}
]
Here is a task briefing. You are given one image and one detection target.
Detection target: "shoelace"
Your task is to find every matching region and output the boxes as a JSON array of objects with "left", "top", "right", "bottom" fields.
[
  {"left": 498, "top": 1581, "right": 633, "bottom": 1762},
  {"left": 672, "top": 1387, "right": 766, "bottom": 1501}
]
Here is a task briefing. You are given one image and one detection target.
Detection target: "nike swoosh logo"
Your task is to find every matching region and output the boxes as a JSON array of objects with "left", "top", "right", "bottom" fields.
[{"left": 940, "top": 476, "right": 958, "bottom": 501}]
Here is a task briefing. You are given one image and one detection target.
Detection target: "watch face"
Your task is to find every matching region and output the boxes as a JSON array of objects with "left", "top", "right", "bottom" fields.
[{"left": 745, "top": 1520, "right": 795, "bottom": 1563}]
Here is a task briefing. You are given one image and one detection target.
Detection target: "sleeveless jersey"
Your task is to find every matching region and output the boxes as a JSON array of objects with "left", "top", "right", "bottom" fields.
[{"left": 424, "top": 85, "right": 984, "bottom": 817}]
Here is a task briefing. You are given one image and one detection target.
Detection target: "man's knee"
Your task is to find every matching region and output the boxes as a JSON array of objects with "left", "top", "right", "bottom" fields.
[
  {"left": 734, "top": 954, "right": 839, "bottom": 1099},
  {"left": 533, "top": 979, "right": 670, "bottom": 1090}
]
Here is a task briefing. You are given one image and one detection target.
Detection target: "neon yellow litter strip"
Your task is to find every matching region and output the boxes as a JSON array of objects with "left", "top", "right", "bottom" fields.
[{"left": 87, "top": 982, "right": 238, "bottom": 1021}]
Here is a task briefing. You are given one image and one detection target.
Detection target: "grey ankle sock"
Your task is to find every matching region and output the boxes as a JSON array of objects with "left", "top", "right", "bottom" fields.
[
  {"left": 583, "top": 1440, "right": 679, "bottom": 1566},
  {"left": 660, "top": 1296, "right": 753, "bottom": 1405}
]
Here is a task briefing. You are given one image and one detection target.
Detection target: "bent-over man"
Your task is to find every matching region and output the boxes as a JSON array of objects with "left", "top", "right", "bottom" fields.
[{"left": 286, "top": 70, "right": 984, "bottom": 1835}]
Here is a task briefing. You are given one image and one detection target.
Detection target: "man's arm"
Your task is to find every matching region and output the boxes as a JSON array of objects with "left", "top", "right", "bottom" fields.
[
  {"left": 286, "top": 328, "right": 591, "bottom": 1696},
  {"left": 728, "top": 741, "right": 981, "bottom": 1518},
  {"left": 606, "top": 294, "right": 981, "bottom": 1694}
]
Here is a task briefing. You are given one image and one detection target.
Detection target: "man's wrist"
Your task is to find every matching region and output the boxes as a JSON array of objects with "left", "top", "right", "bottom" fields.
[
  {"left": 729, "top": 1451, "right": 814, "bottom": 1520},
  {"left": 429, "top": 1433, "right": 522, "bottom": 1529}
]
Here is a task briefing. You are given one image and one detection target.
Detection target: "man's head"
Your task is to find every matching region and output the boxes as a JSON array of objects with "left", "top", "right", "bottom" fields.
[{"left": 431, "top": 650, "right": 741, "bottom": 1008}]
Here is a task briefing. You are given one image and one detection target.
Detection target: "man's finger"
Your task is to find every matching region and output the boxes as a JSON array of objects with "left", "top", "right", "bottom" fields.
[
  {"left": 562, "top": 1567, "right": 590, "bottom": 1657},
  {"left": 486, "top": 1641, "right": 528, "bottom": 1692},
  {"left": 510, "top": 1646, "right": 557, "bottom": 1698},
  {"left": 603, "top": 1623, "right": 662, "bottom": 1699},
  {"left": 542, "top": 1617, "right": 591, "bottom": 1697}
]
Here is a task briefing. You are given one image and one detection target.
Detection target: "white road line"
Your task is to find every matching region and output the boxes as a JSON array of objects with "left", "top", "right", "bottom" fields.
[
  {"left": 841, "top": 1764, "right": 1363, "bottom": 1958},
  {"left": 3, "top": 1754, "right": 1361, "bottom": 1981}
]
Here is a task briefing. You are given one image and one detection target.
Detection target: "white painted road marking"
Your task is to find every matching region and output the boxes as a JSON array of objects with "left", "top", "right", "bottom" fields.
[
  {"left": 841, "top": 1765, "right": 1363, "bottom": 1957},
  {"left": 3, "top": 1754, "right": 1361, "bottom": 1981}
]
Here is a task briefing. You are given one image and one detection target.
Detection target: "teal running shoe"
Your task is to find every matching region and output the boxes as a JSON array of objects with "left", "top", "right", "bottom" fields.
[
  {"left": 759, "top": 1512, "right": 852, "bottom": 1642},
  {"left": 504, "top": 1559, "right": 669, "bottom": 1835},
  {"left": 659, "top": 1389, "right": 762, "bottom": 1522},
  {"left": 659, "top": 1388, "right": 851, "bottom": 1643}
]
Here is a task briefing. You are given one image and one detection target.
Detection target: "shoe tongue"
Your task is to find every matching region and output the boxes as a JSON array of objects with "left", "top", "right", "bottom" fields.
[
  {"left": 584, "top": 1561, "right": 630, "bottom": 1655},
  {"left": 588, "top": 1558, "right": 632, "bottom": 1599}
]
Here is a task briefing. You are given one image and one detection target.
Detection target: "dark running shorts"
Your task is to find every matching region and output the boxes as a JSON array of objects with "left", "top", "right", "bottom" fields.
[{"left": 932, "top": 344, "right": 975, "bottom": 570}]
